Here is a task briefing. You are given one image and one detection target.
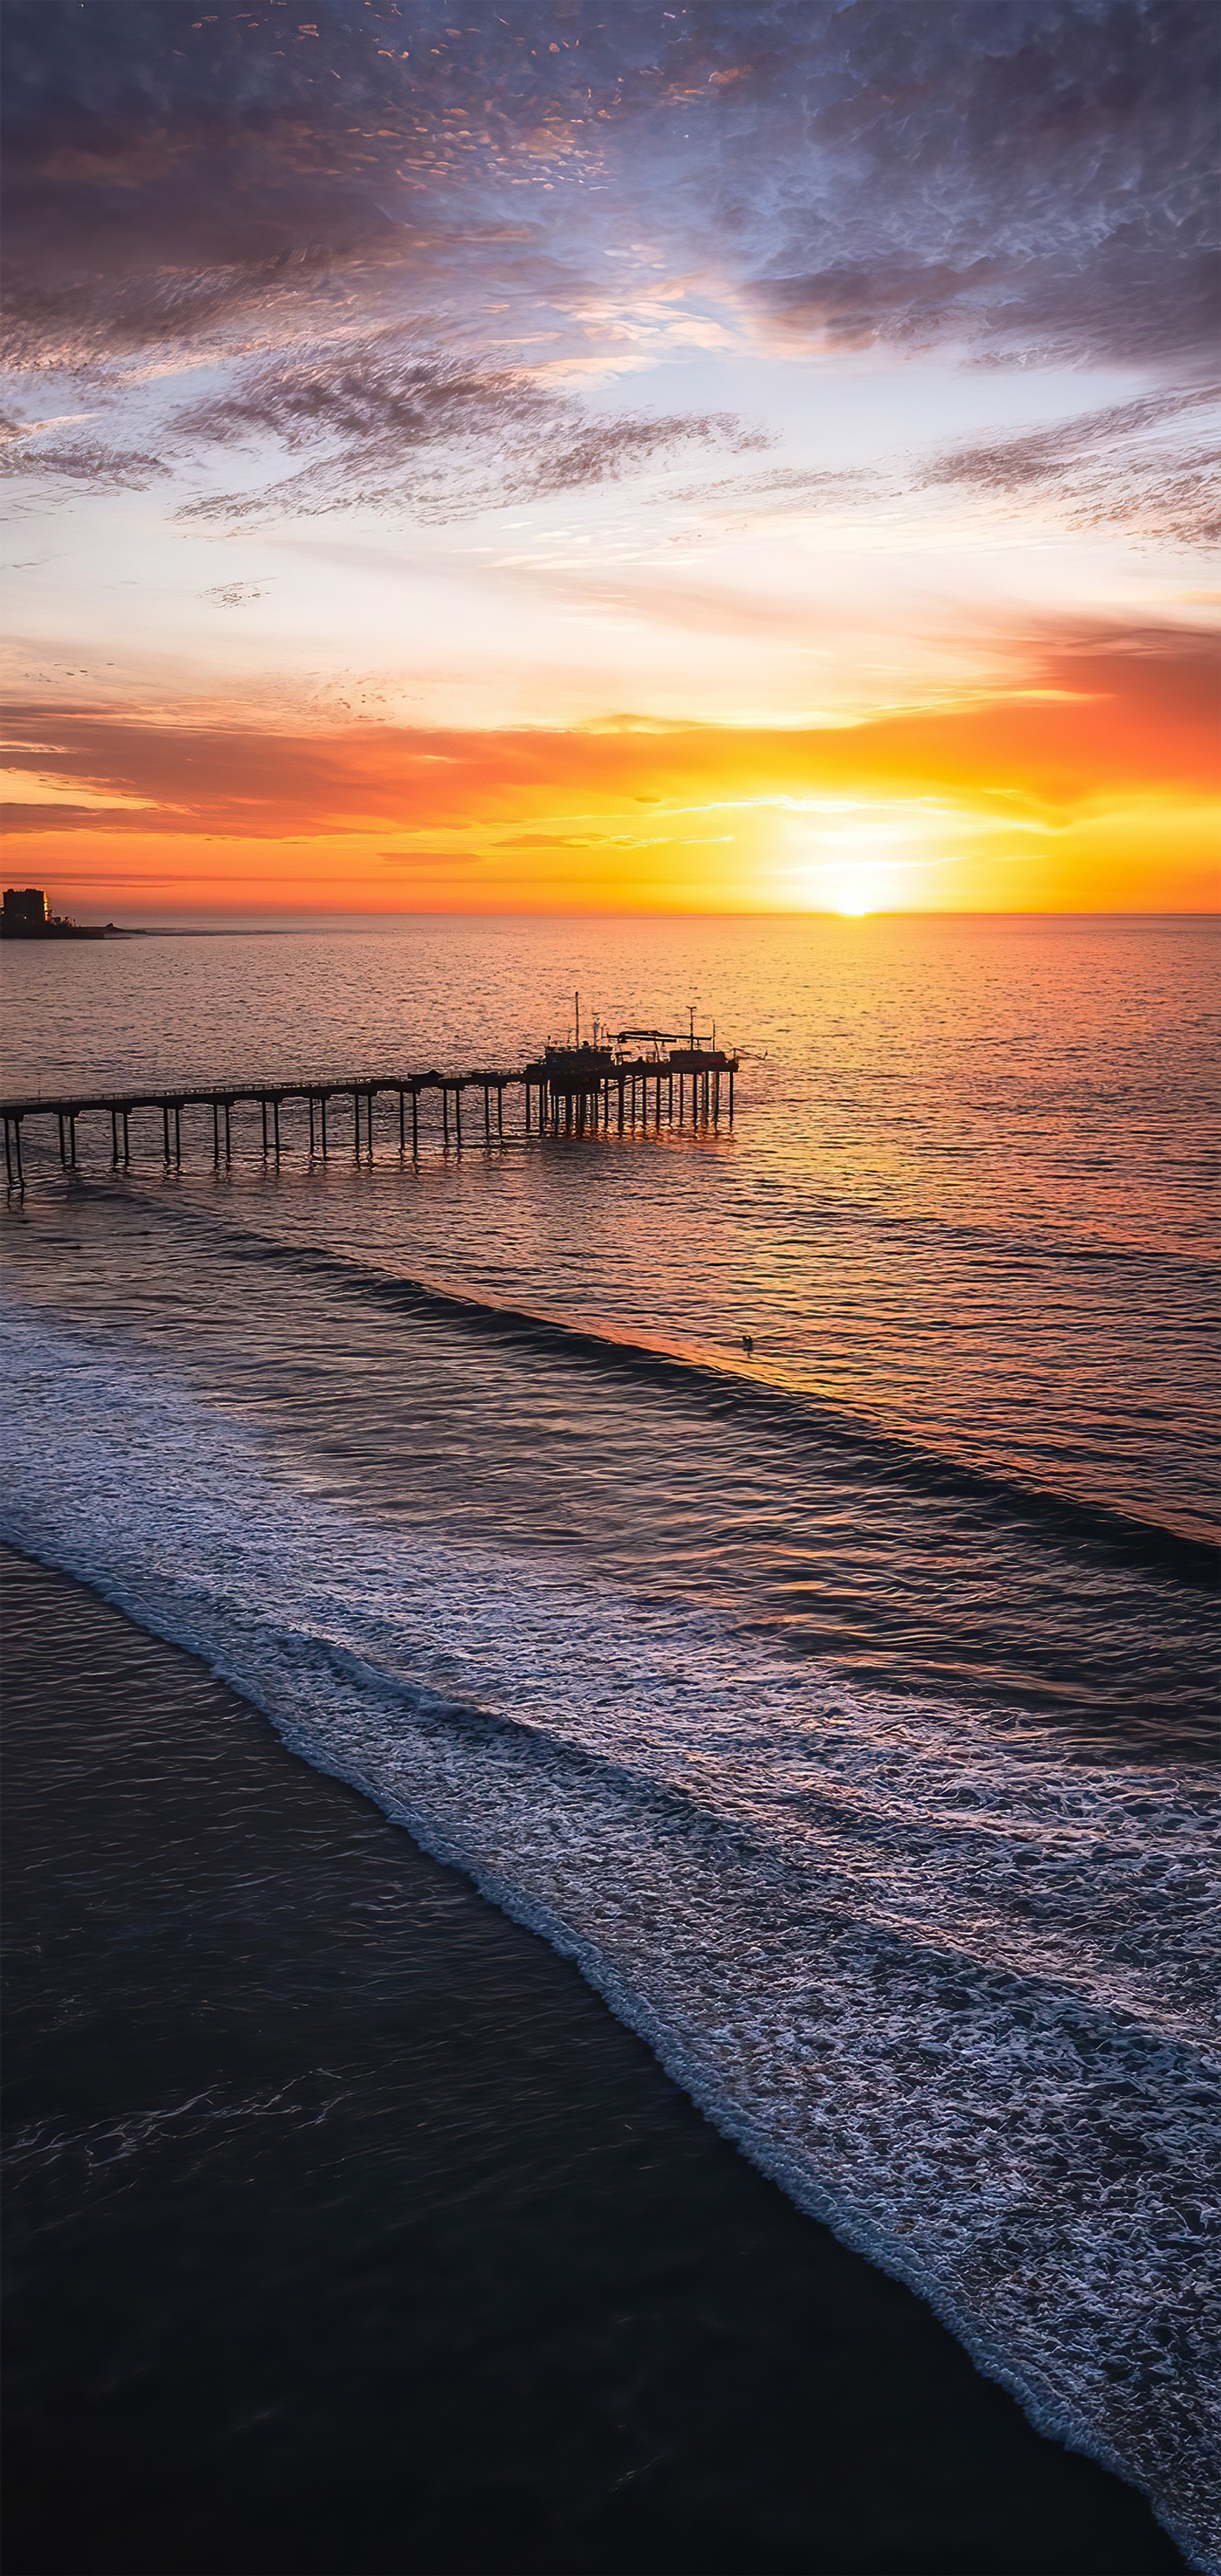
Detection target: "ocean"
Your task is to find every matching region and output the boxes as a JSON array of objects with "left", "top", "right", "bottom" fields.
[{"left": 2, "top": 912, "right": 1217, "bottom": 2572}]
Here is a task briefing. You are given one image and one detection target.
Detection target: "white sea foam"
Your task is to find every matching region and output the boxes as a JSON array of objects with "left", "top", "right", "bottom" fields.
[{"left": 2, "top": 1302, "right": 1218, "bottom": 2570}]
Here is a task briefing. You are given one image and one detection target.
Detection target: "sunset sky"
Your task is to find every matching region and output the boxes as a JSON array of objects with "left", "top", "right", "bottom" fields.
[{"left": 2, "top": 0, "right": 1217, "bottom": 919}]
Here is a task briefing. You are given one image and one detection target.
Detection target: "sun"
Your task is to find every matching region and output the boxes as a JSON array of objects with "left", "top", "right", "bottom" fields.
[
  {"left": 827, "top": 861, "right": 888, "bottom": 916},
  {"left": 782, "top": 802, "right": 930, "bottom": 913}
]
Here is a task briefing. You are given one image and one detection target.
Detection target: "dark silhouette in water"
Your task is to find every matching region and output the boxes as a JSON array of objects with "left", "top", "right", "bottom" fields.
[{"left": 742, "top": 1333, "right": 755, "bottom": 1357}]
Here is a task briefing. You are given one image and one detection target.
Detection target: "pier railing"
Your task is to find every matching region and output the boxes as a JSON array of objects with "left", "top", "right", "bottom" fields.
[{"left": 2, "top": 1051, "right": 737, "bottom": 1185}]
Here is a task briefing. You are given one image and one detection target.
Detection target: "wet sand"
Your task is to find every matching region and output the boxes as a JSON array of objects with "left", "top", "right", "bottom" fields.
[{"left": 1, "top": 1543, "right": 1186, "bottom": 2576}]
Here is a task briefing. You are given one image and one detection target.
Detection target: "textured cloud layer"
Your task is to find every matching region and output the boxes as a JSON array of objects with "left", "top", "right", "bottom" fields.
[
  {"left": 169, "top": 340, "right": 761, "bottom": 522},
  {"left": 922, "top": 386, "right": 1221, "bottom": 546},
  {"left": 5, "top": 2, "right": 1216, "bottom": 376},
  {"left": 5, "top": 620, "right": 1215, "bottom": 844}
]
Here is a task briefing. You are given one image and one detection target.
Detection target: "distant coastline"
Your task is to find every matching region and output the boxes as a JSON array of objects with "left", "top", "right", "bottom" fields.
[
  {"left": 0, "top": 887, "right": 293, "bottom": 941},
  {"left": 0, "top": 921, "right": 128, "bottom": 942}
]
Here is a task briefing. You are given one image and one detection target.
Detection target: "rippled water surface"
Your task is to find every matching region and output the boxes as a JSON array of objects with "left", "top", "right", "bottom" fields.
[
  {"left": 2, "top": 914, "right": 1218, "bottom": 2568},
  {"left": 5, "top": 913, "right": 1216, "bottom": 1539}
]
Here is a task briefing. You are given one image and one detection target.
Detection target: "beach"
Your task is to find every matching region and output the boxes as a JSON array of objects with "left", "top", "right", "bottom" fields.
[{"left": 2, "top": 1541, "right": 1189, "bottom": 2576}]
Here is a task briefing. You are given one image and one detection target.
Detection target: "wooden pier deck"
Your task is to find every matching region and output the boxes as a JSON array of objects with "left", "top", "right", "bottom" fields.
[{"left": 1, "top": 1049, "right": 737, "bottom": 1185}]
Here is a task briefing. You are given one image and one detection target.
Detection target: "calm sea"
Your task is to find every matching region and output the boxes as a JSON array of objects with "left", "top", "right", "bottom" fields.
[{"left": 2, "top": 914, "right": 1218, "bottom": 2567}]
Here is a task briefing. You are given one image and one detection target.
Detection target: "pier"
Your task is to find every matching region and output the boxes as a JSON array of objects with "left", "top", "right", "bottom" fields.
[{"left": 2, "top": 1027, "right": 738, "bottom": 1187}]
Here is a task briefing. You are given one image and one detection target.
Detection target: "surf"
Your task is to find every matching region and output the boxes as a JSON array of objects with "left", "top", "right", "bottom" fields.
[{"left": 2, "top": 1296, "right": 1216, "bottom": 2573}]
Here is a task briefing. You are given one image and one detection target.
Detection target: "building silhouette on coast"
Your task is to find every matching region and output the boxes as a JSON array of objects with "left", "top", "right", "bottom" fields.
[{"left": 2, "top": 888, "right": 111, "bottom": 941}]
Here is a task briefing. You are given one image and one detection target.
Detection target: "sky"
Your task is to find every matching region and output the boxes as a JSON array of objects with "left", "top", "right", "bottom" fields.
[{"left": 2, "top": 0, "right": 1218, "bottom": 919}]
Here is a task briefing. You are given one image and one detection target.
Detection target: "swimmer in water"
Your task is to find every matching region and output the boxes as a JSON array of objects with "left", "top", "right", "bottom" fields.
[{"left": 741, "top": 1333, "right": 755, "bottom": 1357}]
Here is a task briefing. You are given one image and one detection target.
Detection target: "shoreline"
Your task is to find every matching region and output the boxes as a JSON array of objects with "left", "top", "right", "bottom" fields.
[{"left": 2, "top": 1540, "right": 1187, "bottom": 2576}]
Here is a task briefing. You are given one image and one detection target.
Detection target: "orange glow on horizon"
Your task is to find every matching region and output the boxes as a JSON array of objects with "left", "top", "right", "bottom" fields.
[{"left": 2, "top": 626, "right": 1217, "bottom": 919}]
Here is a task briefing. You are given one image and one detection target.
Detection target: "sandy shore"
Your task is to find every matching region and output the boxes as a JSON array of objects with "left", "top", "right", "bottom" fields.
[{"left": 2, "top": 1541, "right": 1186, "bottom": 2576}]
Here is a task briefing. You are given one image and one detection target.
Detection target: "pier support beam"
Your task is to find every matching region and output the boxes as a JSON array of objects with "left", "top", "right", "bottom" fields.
[{"left": 0, "top": 1053, "right": 727, "bottom": 1186}]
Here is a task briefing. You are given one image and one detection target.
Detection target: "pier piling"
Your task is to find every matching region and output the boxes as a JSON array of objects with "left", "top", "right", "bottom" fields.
[{"left": 2, "top": 1031, "right": 738, "bottom": 1177}]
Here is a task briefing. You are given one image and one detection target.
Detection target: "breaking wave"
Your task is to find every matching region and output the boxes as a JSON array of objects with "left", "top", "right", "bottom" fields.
[{"left": 2, "top": 1298, "right": 1217, "bottom": 2571}]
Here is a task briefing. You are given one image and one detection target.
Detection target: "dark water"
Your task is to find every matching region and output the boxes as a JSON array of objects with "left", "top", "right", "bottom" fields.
[
  {"left": 1, "top": 1547, "right": 1187, "bottom": 2576},
  {"left": 2, "top": 916, "right": 1218, "bottom": 2568}
]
